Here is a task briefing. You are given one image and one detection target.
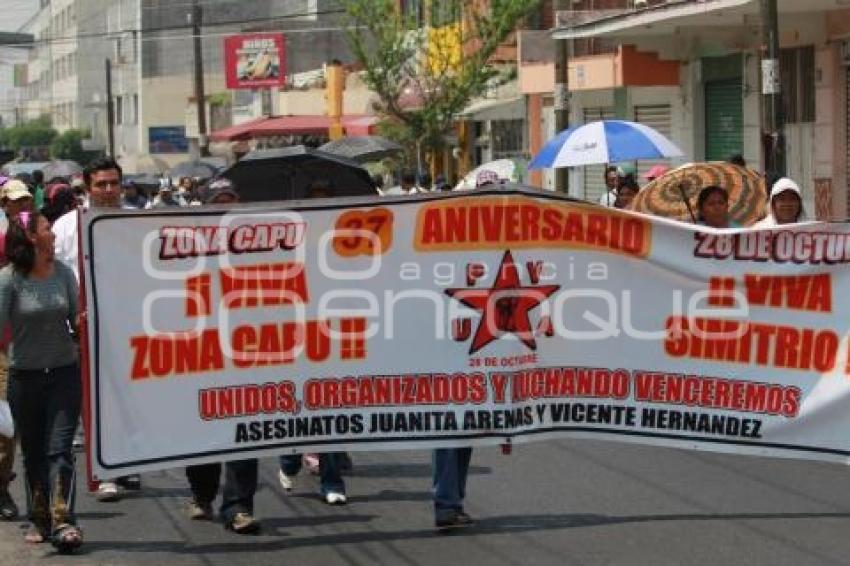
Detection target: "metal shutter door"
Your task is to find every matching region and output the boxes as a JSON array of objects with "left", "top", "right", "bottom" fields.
[
  {"left": 583, "top": 107, "right": 615, "bottom": 202},
  {"left": 705, "top": 79, "right": 743, "bottom": 161},
  {"left": 635, "top": 104, "right": 672, "bottom": 180}
]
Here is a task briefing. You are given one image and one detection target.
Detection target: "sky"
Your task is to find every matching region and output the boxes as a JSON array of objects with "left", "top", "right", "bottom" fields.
[{"left": 1, "top": 0, "right": 38, "bottom": 32}]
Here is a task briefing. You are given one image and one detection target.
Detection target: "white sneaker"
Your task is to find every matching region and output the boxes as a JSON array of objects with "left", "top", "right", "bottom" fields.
[
  {"left": 278, "top": 469, "right": 294, "bottom": 492},
  {"left": 95, "top": 481, "right": 121, "bottom": 502},
  {"left": 324, "top": 491, "right": 347, "bottom": 505}
]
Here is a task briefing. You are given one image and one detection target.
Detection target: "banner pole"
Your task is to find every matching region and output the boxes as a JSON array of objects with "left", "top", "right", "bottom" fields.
[{"left": 76, "top": 208, "right": 97, "bottom": 492}]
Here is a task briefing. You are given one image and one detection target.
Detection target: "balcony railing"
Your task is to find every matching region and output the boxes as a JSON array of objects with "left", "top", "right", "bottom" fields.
[{"left": 555, "top": 0, "right": 679, "bottom": 28}]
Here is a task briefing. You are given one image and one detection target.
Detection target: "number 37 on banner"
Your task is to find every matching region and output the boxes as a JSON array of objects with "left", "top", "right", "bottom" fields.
[{"left": 333, "top": 208, "right": 394, "bottom": 257}]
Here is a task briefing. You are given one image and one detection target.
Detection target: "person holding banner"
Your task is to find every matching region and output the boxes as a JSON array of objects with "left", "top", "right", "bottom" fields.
[
  {"left": 183, "top": 179, "right": 261, "bottom": 535},
  {"left": 278, "top": 178, "right": 350, "bottom": 505},
  {"left": 52, "top": 157, "right": 142, "bottom": 502},
  {"left": 696, "top": 185, "right": 739, "bottom": 229},
  {"left": 614, "top": 178, "right": 640, "bottom": 210},
  {"left": 0, "top": 209, "right": 82, "bottom": 552},
  {"left": 0, "top": 179, "right": 32, "bottom": 522},
  {"left": 753, "top": 178, "right": 807, "bottom": 228},
  {"left": 433, "top": 447, "right": 474, "bottom": 530}
]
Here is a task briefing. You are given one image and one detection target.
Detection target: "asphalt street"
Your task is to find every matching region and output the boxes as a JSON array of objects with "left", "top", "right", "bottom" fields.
[{"left": 1, "top": 439, "right": 849, "bottom": 566}]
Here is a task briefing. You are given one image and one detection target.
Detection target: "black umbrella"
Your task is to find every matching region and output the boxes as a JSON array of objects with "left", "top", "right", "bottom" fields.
[
  {"left": 319, "top": 136, "right": 403, "bottom": 163},
  {"left": 42, "top": 160, "right": 82, "bottom": 182},
  {"left": 123, "top": 173, "right": 162, "bottom": 190},
  {"left": 167, "top": 159, "right": 221, "bottom": 180},
  {"left": 220, "top": 145, "right": 376, "bottom": 202}
]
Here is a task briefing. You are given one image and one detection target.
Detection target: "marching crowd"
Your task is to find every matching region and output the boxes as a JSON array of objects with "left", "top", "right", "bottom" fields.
[
  {"left": 0, "top": 157, "right": 476, "bottom": 554},
  {"left": 0, "top": 153, "right": 810, "bottom": 554}
]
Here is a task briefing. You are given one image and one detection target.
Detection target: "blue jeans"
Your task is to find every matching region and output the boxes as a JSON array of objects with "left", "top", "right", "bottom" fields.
[
  {"left": 279, "top": 453, "right": 345, "bottom": 495},
  {"left": 432, "top": 447, "right": 472, "bottom": 520},
  {"left": 8, "top": 365, "right": 81, "bottom": 530}
]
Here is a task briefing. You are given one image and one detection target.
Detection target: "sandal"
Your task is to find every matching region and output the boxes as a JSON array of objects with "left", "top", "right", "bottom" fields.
[
  {"left": 52, "top": 523, "right": 83, "bottom": 553},
  {"left": 224, "top": 512, "right": 260, "bottom": 535},
  {"left": 24, "top": 523, "right": 49, "bottom": 544}
]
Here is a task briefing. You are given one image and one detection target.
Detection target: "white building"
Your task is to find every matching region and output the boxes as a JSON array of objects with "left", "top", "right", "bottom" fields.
[{"left": 14, "top": 0, "right": 80, "bottom": 131}]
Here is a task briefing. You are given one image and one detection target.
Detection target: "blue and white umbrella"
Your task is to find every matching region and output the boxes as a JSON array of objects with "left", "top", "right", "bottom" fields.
[{"left": 529, "top": 120, "right": 683, "bottom": 169}]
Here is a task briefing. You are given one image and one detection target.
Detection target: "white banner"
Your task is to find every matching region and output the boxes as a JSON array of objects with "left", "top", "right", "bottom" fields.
[{"left": 83, "top": 189, "right": 850, "bottom": 480}]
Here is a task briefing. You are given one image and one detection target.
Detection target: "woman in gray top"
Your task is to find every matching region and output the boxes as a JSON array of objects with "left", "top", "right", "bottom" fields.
[{"left": 0, "top": 209, "right": 82, "bottom": 552}]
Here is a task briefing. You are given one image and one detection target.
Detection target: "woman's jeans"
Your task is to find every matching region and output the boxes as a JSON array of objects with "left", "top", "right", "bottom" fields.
[{"left": 8, "top": 364, "right": 81, "bottom": 530}]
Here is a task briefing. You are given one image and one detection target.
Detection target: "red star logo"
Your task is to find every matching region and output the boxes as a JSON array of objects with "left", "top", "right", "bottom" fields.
[{"left": 446, "top": 251, "right": 560, "bottom": 355}]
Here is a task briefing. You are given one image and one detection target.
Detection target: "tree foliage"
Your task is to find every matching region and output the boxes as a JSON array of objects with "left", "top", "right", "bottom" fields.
[
  {"left": 340, "top": 0, "right": 539, "bottom": 153},
  {"left": 50, "top": 128, "right": 91, "bottom": 162},
  {"left": 0, "top": 115, "right": 57, "bottom": 155}
]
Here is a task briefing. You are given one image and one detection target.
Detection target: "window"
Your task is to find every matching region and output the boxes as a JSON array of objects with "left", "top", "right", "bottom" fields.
[
  {"left": 780, "top": 45, "right": 815, "bottom": 124},
  {"left": 115, "top": 34, "right": 137, "bottom": 64},
  {"left": 491, "top": 119, "right": 525, "bottom": 160},
  {"left": 115, "top": 96, "right": 123, "bottom": 125}
]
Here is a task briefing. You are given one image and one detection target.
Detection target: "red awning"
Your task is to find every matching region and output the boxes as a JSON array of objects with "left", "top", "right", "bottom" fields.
[
  {"left": 344, "top": 116, "right": 379, "bottom": 136},
  {"left": 210, "top": 115, "right": 378, "bottom": 142}
]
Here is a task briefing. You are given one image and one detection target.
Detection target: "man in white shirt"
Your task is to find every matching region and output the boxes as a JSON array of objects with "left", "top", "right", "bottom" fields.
[
  {"left": 597, "top": 165, "right": 622, "bottom": 208},
  {"left": 53, "top": 160, "right": 121, "bottom": 280},
  {"left": 52, "top": 157, "right": 140, "bottom": 501}
]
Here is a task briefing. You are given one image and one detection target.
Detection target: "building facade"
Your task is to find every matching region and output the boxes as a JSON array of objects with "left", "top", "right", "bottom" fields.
[
  {"left": 12, "top": 0, "right": 80, "bottom": 132},
  {"left": 4, "top": 0, "right": 359, "bottom": 172},
  {"left": 550, "top": 0, "right": 850, "bottom": 219}
]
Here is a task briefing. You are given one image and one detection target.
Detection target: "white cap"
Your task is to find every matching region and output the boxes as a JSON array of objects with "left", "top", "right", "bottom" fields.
[
  {"left": 770, "top": 177, "right": 801, "bottom": 200},
  {"left": 2, "top": 179, "right": 33, "bottom": 201}
]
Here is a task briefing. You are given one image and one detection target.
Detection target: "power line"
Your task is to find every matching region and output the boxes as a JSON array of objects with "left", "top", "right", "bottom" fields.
[{"left": 0, "top": 6, "right": 347, "bottom": 49}]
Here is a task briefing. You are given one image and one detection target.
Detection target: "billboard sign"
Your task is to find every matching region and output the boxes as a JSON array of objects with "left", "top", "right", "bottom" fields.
[
  {"left": 149, "top": 126, "right": 189, "bottom": 154},
  {"left": 224, "top": 33, "right": 286, "bottom": 90}
]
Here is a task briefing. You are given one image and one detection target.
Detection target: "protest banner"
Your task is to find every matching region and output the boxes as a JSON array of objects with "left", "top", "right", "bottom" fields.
[{"left": 82, "top": 188, "right": 850, "bottom": 480}]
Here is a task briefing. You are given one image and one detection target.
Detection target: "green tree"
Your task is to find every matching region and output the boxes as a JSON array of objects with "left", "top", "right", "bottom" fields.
[
  {"left": 50, "top": 128, "right": 91, "bottom": 163},
  {"left": 340, "top": 0, "right": 539, "bottom": 163},
  {"left": 1, "top": 115, "right": 57, "bottom": 158}
]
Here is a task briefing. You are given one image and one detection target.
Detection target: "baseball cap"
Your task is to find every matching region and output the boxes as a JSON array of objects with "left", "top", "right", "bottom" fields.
[
  {"left": 2, "top": 179, "right": 33, "bottom": 201},
  {"left": 642, "top": 164, "right": 670, "bottom": 181}
]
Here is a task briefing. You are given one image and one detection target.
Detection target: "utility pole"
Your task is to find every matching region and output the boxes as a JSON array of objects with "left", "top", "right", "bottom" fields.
[
  {"left": 554, "top": 0, "right": 570, "bottom": 193},
  {"left": 105, "top": 59, "right": 115, "bottom": 158},
  {"left": 325, "top": 61, "right": 345, "bottom": 141},
  {"left": 759, "top": 0, "right": 785, "bottom": 182},
  {"left": 190, "top": 0, "right": 209, "bottom": 157}
]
